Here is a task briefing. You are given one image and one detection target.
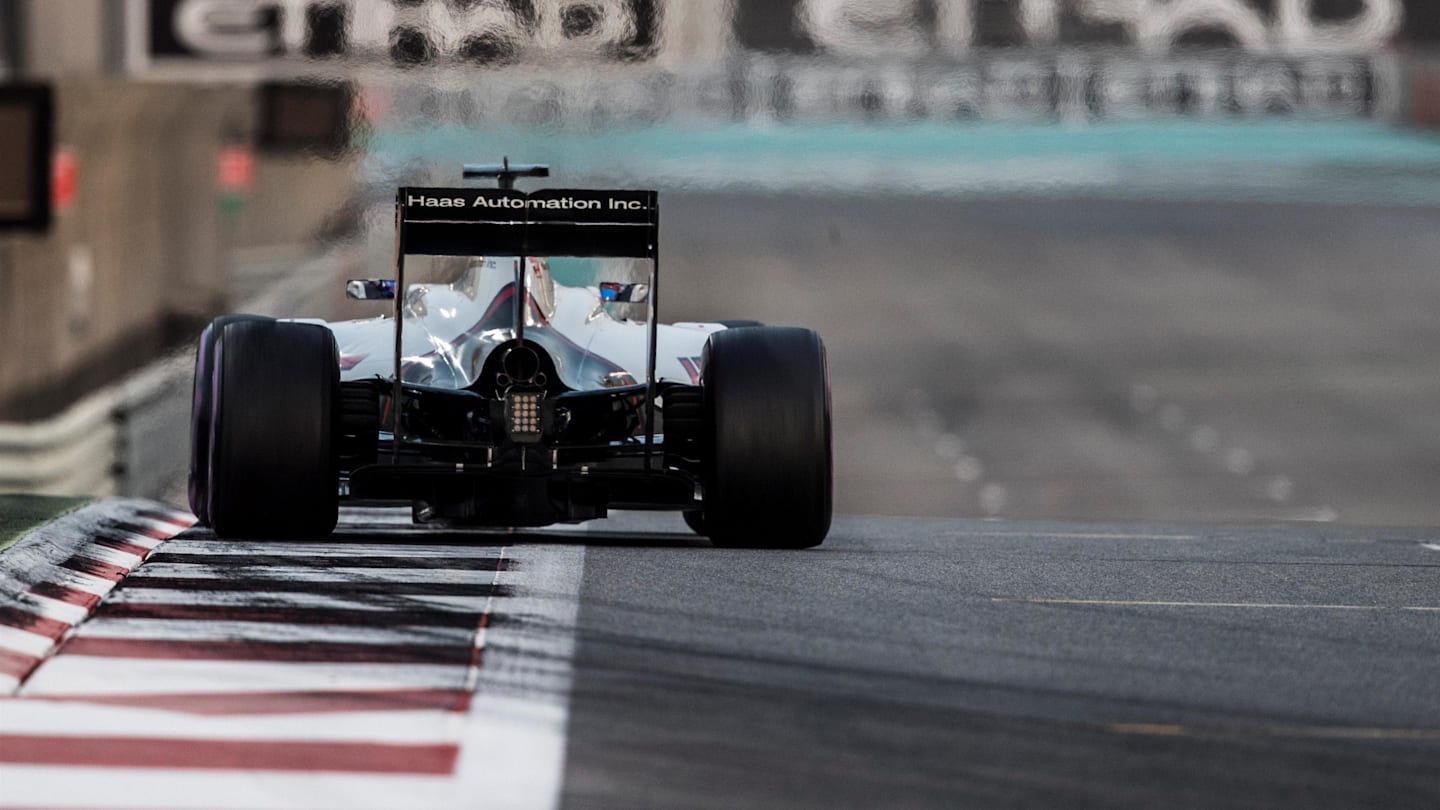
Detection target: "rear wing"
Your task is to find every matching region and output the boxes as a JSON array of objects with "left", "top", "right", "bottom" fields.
[
  {"left": 398, "top": 187, "right": 657, "bottom": 259},
  {"left": 388, "top": 184, "right": 663, "bottom": 467}
]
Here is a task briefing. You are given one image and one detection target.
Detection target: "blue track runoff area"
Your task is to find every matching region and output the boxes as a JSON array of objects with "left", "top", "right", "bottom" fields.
[{"left": 370, "top": 119, "right": 1440, "bottom": 205}]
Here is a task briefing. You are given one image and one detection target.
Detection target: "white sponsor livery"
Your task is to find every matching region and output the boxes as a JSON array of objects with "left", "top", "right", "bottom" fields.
[
  {"left": 406, "top": 195, "right": 469, "bottom": 209},
  {"left": 331, "top": 256, "right": 719, "bottom": 392},
  {"left": 405, "top": 195, "right": 636, "bottom": 212}
]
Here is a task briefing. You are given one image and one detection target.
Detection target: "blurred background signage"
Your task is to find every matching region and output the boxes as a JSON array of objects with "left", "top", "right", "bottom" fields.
[
  {"left": 737, "top": 0, "right": 1406, "bottom": 53},
  {"left": 0, "top": 84, "right": 53, "bottom": 232},
  {"left": 122, "top": 0, "right": 1439, "bottom": 120},
  {"left": 127, "top": 0, "right": 663, "bottom": 69},
  {"left": 126, "top": 0, "right": 1430, "bottom": 67}
]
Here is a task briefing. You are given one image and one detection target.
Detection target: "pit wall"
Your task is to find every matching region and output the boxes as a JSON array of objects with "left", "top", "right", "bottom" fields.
[{"left": 0, "top": 80, "right": 357, "bottom": 421}]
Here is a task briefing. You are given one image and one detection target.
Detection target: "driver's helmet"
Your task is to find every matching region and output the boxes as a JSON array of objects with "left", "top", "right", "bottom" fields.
[
  {"left": 452, "top": 256, "right": 557, "bottom": 322},
  {"left": 524, "top": 256, "right": 557, "bottom": 320}
]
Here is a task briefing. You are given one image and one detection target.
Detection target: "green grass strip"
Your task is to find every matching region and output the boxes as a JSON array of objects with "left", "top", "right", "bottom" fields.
[{"left": 0, "top": 495, "right": 94, "bottom": 555}]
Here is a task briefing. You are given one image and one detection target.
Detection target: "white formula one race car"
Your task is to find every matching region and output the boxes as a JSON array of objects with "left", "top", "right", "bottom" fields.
[{"left": 189, "top": 163, "right": 832, "bottom": 548}]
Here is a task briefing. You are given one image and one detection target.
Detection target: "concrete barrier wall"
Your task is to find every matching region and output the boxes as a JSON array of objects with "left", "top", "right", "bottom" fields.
[{"left": 0, "top": 80, "right": 356, "bottom": 421}]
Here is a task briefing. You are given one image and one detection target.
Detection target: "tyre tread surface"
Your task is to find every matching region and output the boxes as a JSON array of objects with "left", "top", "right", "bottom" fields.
[
  {"left": 702, "top": 326, "right": 832, "bottom": 549},
  {"left": 208, "top": 320, "right": 339, "bottom": 539}
]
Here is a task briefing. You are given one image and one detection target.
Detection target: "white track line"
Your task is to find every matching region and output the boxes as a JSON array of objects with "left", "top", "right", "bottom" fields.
[
  {"left": 103, "top": 588, "right": 492, "bottom": 612},
  {"left": 21, "top": 658, "right": 469, "bottom": 696},
  {"left": 956, "top": 531, "right": 1200, "bottom": 541},
  {"left": 0, "top": 767, "right": 461, "bottom": 810},
  {"left": 126, "top": 516, "right": 196, "bottom": 536},
  {"left": 0, "top": 702, "right": 463, "bottom": 743},
  {"left": 77, "top": 619, "right": 475, "bottom": 645},
  {"left": 0, "top": 625, "right": 59, "bottom": 657},
  {"left": 465, "top": 547, "right": 502, "bottom": 694},
  {"left": 71, "top": 544, "right": 145, "bottom": 568},
  {"left": 127, "top": 564, "right": 517, "bottom": 585},
  {"left": 992, "top": 597, "right": 1437, "bottom": 610},
  {"left": 15, "top": 594, "right": 94, "bottom": 624},
  {"left": 1108, "top": 721, "right": 1440, "bottom": 741},
  {"left": 50, "top": 569, "right": 120, "bottom": 596},
  {"left": 158, "top": 541, "right": 507, "bottom": 558},
  {"left": 97, "top": 530, "right": 166, "bottom": 551},
  {"left": 453, "top": 546, "right": 582, "bottom": 810}
]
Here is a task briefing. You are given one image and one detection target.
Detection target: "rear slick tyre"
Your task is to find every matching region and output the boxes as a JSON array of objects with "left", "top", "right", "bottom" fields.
[
  {"left": 701, "top": 326, "right": 832, "bottom": 549},
  {"left": 188, "top": 314, "right": 270, "bottom": 525},
  {"left": 207, "top": 319, "right": 340, "bottom": 539}
]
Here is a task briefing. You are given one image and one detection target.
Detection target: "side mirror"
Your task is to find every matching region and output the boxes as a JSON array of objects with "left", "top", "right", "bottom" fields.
[
  {"left": 600, "top": 282, "right": 650, "bottom": 304},
  {"left": 347, "top": 279, "right": 396, "bottom": 300}
]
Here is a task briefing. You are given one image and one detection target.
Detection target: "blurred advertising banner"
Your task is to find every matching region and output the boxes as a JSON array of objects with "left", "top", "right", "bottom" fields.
[
  {"left": 735, "top": 0, "right": 1415, "bottom": 54},
  {"left": 127, "top": 0, "right": 664, "bottom": 69},
  {"left": 358, "top": 53, "right": 1392, "bottom": 126},
  {"left": 122, "top": 0, "right": 1437, "bottom": 119}
]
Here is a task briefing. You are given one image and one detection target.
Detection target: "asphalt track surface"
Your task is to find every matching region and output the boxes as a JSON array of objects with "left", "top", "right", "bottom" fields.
[
  {"left": 650, "top": 193, "right": 1440, "bottom": 527},
  {"left": 5, "top": 510, "right": 1438, "bottom": 808},
  {"left": 565, "top": 513, "right": 1440, "bottom": 809}
]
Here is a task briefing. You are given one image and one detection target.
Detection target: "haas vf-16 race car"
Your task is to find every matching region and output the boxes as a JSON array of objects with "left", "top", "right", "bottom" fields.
[{"left": 188, "top": 163, "right": 832, "bottom": 548}]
